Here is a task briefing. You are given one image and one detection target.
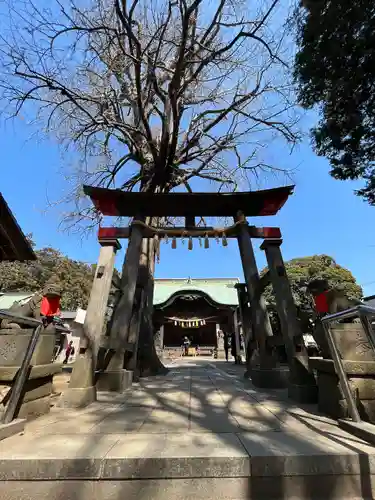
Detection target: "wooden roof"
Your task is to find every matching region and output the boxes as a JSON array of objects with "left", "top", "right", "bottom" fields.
[
  {"left": 0, "top": 193, "right": 36, "bottom": 261},
  {"left": 83, "top": 185, "right": 294, "bottom": 217}
]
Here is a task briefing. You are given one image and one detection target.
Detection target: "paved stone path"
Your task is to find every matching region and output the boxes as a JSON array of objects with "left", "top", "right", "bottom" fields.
[{"left": 1, "top": 359, "right": 375, "bottom": 499}]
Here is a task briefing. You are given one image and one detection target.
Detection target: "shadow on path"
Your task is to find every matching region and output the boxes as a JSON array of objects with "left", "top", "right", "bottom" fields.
[{"left": 3, "top": 358, "right": 375, "bottom": 499}]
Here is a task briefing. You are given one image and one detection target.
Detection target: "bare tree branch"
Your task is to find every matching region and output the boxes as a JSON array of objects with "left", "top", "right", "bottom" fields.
[{"left": 0, "top": 0, "right": 298, "bottom": 231}]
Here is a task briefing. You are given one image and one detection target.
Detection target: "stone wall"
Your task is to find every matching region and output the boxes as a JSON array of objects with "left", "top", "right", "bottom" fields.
[{"left": 0, "top": 330, "right": 61, "bottom": 420}]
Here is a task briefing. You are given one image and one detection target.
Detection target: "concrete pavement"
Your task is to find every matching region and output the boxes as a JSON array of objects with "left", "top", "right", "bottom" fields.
[{"left": 1, "top": 359, "right": 375, "bottom": 499}]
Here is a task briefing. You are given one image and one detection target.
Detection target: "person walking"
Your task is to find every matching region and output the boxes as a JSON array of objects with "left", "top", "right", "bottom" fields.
[
  {"left": 63, "top": 340, "right": 75, "bottom": 364},
  {"left": 182, "top": 336, "right": 190, "bottom": 356}
]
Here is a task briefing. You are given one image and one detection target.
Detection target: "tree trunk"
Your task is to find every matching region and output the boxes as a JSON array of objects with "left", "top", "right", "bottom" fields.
[{"left": 124, "top": 235, "right": 168, "bottom": 377}]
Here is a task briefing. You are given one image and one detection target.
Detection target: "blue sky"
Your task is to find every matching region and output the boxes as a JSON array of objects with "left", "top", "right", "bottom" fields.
[
  {"left": 1, "top": 0, "right": 374, "bottom": 297},
  {"left": 1, "top": 115, "right": 375, "bottom": 297}
]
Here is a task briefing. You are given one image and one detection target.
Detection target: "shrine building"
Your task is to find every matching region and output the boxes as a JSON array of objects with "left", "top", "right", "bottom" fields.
[{"left": 152, "top": 277, "right": 240, "bottom": 351}]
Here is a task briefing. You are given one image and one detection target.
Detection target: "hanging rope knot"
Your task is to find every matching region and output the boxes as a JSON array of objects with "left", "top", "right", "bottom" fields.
[
  {"left": 204, "top": 233, "right": 209, "bottom": 249},
  {"left": 188, "top": 236, "right": 193, "bottom": 250},
  {"left": 222, "top": 232, "right": 228, "bottom": 247}
]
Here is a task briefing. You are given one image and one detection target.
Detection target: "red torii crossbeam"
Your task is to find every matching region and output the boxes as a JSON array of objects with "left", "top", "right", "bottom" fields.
[{"left": 83, "top": 185, "right": 294, "bottom": 217}]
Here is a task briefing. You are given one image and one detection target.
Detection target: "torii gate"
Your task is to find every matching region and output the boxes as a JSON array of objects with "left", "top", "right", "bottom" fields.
[{"left": 62, "top": 185, "right": 317, "bottom": 408}]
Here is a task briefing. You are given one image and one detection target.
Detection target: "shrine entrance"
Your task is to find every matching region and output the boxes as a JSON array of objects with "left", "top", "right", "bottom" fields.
[
  {"left": 63, "top": 184, "right": 319, "bottom": 409},
  {"left": 164, "top": 324, "right": 216, "bottom": 349},
  {"left": 152, "top": 279, "right": 240, "bottom": 355}
]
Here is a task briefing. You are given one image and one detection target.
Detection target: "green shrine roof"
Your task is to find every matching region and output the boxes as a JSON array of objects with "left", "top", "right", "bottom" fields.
[
  {"left": 153, "top": 278, "right": 240, "bottom": 307},
  {"left": 0, "top": 292, "right": 34, "bottom": 309},
  {"left": 0, "top": 278, "right": 240, "bottom": 312}
]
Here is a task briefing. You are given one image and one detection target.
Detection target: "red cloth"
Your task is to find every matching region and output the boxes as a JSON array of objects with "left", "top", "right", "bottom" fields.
[
  {"left": 40, "top": 296, "right": 61, "bottom": 317},
  {"left": 314, "top": 291, "right": 330, "bottom": 314}
]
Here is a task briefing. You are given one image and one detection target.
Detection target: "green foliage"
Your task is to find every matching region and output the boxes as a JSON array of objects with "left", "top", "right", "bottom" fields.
[
  {"left": 262, "top": 254, "right": 362, "bottom": 310},
  {"left": 293, "top": 1, "right": 375, "bottom": 204},
  {"left": 0, "top": 242, "right": 95, "bottom": 310}
]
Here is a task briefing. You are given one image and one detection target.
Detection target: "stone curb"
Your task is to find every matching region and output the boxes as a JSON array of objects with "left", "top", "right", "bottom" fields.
[
  {"left": 2, "top": 475, "right": 375, "bottom": 500},
  {"left": 0, "top": 449, "right": 374, "bottom": 480}
]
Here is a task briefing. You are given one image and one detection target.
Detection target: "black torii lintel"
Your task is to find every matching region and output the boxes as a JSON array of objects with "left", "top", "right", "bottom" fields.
[{"left": 83, "top": 185, "right": 294, "bottom": 217}]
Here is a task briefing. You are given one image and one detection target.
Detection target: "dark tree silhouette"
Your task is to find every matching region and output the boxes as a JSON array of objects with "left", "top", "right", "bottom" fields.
[{"left": 293, "top": 0, "right": 375, "bottom": 204}]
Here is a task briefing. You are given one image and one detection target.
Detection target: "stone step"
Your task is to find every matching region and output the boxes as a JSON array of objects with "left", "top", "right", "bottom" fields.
[{"left": 1, "top": 430, "right": 375, "bottom": 499}]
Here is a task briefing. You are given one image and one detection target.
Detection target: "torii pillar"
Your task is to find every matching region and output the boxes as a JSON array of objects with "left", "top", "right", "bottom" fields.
[
  {"left": 101, "top": 218, "right": 145, "bottom": 389},
  {"left": 235, "top": 283, "right": 253, "bottom": 366},
  {"left": 60, "top": 238, "right": 121, "bottom": 408},
  {"left": 231, "top": 308, "right": 242, "bottom": 364},
  {"left": 235, "top": 212, "right": 285, "bottom": 388},
  {"left": 260, "top": 239, "right": 318, "bottom": 403}
]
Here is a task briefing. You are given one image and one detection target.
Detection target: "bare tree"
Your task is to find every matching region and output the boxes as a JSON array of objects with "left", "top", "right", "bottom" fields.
[{"left": 0, "top": 0, "right": 298, "bottom": 375}]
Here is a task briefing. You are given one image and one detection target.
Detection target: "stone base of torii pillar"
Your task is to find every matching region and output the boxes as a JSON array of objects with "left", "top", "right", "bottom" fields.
[{"left": 59, "top": 238, "right": 130, "bottom": 409}]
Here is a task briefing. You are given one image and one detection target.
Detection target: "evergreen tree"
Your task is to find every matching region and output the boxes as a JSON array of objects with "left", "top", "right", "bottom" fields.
[
  {"left": 262, "top": 254, "right": 362, "bottom": 311},
  {"left": 0, "top": 237, "right": 94, "bottom": 310},
  {"left": 293, "top": 0, "right": 375, "bottom": 203}
]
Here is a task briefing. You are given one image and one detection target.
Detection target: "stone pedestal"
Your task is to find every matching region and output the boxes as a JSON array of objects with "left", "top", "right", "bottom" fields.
[
  {"left": 0, "top": 329, "right": 55, "bottom": 366},
  {"left": 311, "top": 358, "right": 375, "bottom": 421},
  {"left": 0, "top": 419, "right": 25, "bottom": 441},
  {"left": 244, "top": 348, "right": 287, "bottom": 389},
  {"left": 0, "top": 363, "right": 61, "bottom": 420},
  {"left": 311, "top": 323, "right": 375, "bottom": 421},
  {"left": 58, "top": 386, "right": 96, "bottom": 409},
  {"left": 96, "top": 369, "right": 133, "bottom": 392},
  {"left": 332, "top": 323, "right": 375, "bottom": 362},
  {"left": 288, "top": 382, "right": 318, "bottom": 404},
  {"left": 250, "top": 365, "right": 289, "bottom": 389},
  {"left": 0, "top": 330, "right": 61, "bottom": 420}
]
